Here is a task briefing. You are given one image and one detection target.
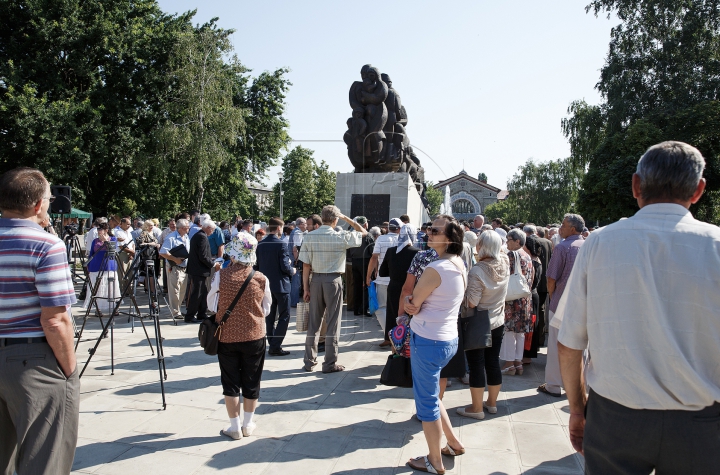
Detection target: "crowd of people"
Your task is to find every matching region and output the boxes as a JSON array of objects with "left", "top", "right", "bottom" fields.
[{"left": 1, "top": 139, "right": 719, "bottom": 474}]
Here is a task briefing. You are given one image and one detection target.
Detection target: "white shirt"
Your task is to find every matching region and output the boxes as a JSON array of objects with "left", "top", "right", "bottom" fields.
[
  {"left": 114, "top": 226, "right": 135, "bottom": 250},
  {"left": 207, "top": 270, "right": 272, "bottom": 316},
  {"left": 410, "top": 258, "right": 465, "bottom": 341},
  {"left": 558, "top": 203, "right": 720, "bottom": 411},
  {"left": 372, "top": 233, "right": 398, "bottom": 285},
  {"left": 84, "top": 226, "right": 98, "bottom": 256}
]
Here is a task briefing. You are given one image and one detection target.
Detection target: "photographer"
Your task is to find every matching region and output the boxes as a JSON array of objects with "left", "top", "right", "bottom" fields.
[
  {"left": 134, "top": 221, "right": 161, "bottom": 294},
  {"left": 83, "top": 223, "right": 120, "bottom": 315},
  {"left": 0, "top": 167, "right": 79, "bottom": 474}
]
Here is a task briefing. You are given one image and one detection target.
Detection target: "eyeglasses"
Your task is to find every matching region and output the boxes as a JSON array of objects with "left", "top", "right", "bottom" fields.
[
  {"left": 44, "top": 195, "right": 55, "bottom": 203},
  {"left": 428, "top": 227, "right": 445, "bottom": 236}
]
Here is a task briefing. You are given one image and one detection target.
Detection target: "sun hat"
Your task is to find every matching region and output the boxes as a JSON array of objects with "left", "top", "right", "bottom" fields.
[{"left": 226, "top": 232, "right": 258, "bottom": 265}]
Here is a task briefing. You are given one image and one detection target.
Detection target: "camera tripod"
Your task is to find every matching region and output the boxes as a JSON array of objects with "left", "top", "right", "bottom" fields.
[{"left": 76, "top": 241, "right": 168, "bottom": 409}]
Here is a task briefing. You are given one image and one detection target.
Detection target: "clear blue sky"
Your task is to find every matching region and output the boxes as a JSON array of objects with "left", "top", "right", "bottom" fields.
[{"left": 157, "top": 0, "right": 616, "bottom": 189}]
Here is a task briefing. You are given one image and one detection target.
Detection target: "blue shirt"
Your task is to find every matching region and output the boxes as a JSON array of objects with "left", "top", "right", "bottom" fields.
[
  {"left": 87, "top": 237, "right": 118, "bottom": 273},
  {"left": 207, "top": 227, "right": 225, "bottom": 257},
  {"left": 160, "top": 231, "right": 190, "bottom": 268},
  {"left": 0, "top": 218, "right": 77, "bottom": 338},
  {"left": 188, "top": 224, "right": 202, "bottom": 238}
]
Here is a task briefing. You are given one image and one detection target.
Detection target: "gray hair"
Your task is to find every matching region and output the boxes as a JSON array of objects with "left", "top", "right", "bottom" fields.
[
  {"left": 523, "top": 224, "right": 537, "bottom": 235},
  {"left": 176, "top": 218, "right": 190, "bottom": 228},
  {"left": 94, "top": 217, "right": 108, "bottom": 226},
  {"left": 507, "top": 228, "right": 526, "bottom": 247},
  {"left": 480, "top": 224, "right": 493, "bottom": 232},
  {"left": 636, "top": 141, "right": 705, "bottom": 202},
  {"left": 563, "top": 213, "right": 585, "bottom": 233},
  {"left": 295, "top": 217, "right": 306, "bottom": 226},
  {"left": 368, "top": 226, "right": 381, "bottom": 240},
  {"left": 476, "top": 229, "right": 503, "bottom": 261},
  {"left": 200, "top": 217, "right": 216, "bottom": 229},
  {"left": 321, "top": 205, "right": 341, "bottom": 224}
]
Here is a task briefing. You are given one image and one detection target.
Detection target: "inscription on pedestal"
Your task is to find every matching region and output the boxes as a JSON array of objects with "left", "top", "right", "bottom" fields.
[{"left": 350, "top": 194, "right": 391, "bottom": 228}]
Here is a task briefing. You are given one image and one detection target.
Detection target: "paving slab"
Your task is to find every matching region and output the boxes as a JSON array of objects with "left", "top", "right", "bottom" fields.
[{"left": 69, "top": 295, "right": 585, "bottom": 474}]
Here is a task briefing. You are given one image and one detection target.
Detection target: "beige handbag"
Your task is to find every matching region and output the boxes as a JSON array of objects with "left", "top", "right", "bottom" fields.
[{"left": 296, "top": 301, "right": 309, "bottom": 332}]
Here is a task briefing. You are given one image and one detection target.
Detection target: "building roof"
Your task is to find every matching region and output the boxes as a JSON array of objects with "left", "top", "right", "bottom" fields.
[
  {"left": 497, "top": 190, "right": 509, "bottom": 200},
  {"left": 433, "top": 173, "right": 501, "bottom": 193}
]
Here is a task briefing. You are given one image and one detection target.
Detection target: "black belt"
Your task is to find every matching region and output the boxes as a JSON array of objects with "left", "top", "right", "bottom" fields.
[{"left": 0, "top": 337, "right": 48, "bottom": 347}]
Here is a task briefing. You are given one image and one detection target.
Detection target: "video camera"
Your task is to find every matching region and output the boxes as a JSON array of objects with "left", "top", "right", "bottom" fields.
[{"left": 64, "top": 223, "right": 79, "bottom": 237}]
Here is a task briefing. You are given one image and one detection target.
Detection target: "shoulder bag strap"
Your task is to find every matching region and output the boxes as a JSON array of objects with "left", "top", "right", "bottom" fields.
[{"left": 219, "top": 269, "right": 255, "bottom": 326}]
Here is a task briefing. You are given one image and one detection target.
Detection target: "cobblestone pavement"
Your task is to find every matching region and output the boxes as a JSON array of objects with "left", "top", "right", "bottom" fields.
[{"left": 70, "top": 292, "right": 584, "bottom": 475}]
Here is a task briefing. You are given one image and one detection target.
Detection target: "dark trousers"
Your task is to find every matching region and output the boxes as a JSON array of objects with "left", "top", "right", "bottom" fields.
[
  {"left": 351, "top": 260, "right": 368, "bottom": 314},
  {"left": 465, "top": 325, "right": 504, "bottom": 388},
  {"left": 185, "top": 274, "right": 208, "bottom": 320},
  {"left": 266, "top": 291, "right": 290, "bottom": 351},
  {"left": 0, "top": 341, "right": 80, "bottom": 475},
  {"left": 217, "top": 338, "right": 266, "bottom": 399},
  {"left": 584, "top": 389, "right": 720, "bottom": 475}
]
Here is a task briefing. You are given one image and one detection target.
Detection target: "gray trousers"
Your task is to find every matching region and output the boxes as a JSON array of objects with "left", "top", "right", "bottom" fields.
[
  {"left": 585, "top": 389, "right": 720, "bottom": 474},
  {"left": 304, "top": 273, "right": 343, "bottom": 372},
  {"left": 0, "top": 341, "right": 80, "bottom": 475},
  {"left": 544, "top": 311, "right": 563, "bottom": 394}
]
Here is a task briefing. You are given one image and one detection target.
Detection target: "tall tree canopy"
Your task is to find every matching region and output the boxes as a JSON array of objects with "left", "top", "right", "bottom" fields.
[
  {"left": 267, "top": 146, "right": 336, "bottom": 220},
  {"left": 564, "top": 0, "right": 720, "bottom": 224},
  {"left": 485, "top": 158, "right": 582, "bottom": 225},
  {"left": 0, "top": 1, "right": 291, "bottom": 221}
]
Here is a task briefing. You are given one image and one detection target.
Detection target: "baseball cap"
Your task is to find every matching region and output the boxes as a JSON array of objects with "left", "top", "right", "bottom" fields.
[
  {"left": 355, "top": 216, "right": 368, "bottom": 225},
  {"left": 389, "top": 218, "right": 403, "bottom": 230}
]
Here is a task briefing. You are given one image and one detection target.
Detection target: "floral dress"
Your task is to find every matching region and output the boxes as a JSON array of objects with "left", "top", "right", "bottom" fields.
[{"left": 504, "top": 249, "right": 533, "bottom": 333}]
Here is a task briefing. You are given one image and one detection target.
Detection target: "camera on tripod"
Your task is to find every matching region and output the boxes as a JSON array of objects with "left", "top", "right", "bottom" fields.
[{"left": 64, "top": 223, "right": 79, "bottom": 237}]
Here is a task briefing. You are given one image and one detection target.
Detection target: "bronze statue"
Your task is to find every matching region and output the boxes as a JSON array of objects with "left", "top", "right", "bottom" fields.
[{"left": 343, "top": 66, "right": 426, "bottom": 200}]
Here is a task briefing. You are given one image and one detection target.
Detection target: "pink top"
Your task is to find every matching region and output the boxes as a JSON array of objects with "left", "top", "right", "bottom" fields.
[{"left": 410, "top": 258, "right": 465, "bottom": 341}]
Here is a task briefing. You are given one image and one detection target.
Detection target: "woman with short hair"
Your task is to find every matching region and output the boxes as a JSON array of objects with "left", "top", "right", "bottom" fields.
[
  {"left": 501, "top": 228, "right": 534, "bottom": 375},
  {"left": 458, "top": 230, "right": 510, "bottom": 420},
  {"left": 404, "top": 218, "right": 466, "bottom": 474},
  {"left": 207, "top": 233, "right": 271, "bottom": 440}
]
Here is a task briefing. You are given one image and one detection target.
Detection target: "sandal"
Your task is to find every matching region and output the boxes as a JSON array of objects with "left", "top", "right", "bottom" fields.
[
  {"left": 441, "top": 444, "right": 465, "bottom": 457},
  {"left": 514, "top": 363, "right": 524, "bottom": 375},
  {"left": 537, "top": 383, "right": 562, "bottom": 398},
  {"left": 322, "top": 364, "right": 345, "bottom": 373},
  {"left": 407, "top": 455, "right": 445, "bottom": 474},
  {"left": 501, "top": 365, "right": 516, "bottom": 376}
]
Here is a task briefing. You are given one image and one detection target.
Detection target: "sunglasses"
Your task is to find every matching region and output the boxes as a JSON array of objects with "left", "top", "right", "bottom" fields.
[{"left": 428, "top": 227, "right": 445, "bottom": 236}]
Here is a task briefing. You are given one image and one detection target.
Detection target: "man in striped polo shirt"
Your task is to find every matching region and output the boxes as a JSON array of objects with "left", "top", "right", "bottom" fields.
[{"left": 0, "top": 168, "right": 79, "bottom": 475}]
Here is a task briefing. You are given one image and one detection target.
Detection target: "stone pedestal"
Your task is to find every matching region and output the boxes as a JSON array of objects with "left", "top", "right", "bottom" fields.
[{"left": 334, "top": 172, "right": 427, "bottom": 228}]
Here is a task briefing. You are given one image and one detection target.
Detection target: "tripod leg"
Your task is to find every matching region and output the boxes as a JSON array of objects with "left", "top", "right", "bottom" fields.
[
  {"left": 130, "top": 295, "right": 154, "bottom": 355},
  {"left": 153, "top": 314, "right": 167, "bottom": 410}
]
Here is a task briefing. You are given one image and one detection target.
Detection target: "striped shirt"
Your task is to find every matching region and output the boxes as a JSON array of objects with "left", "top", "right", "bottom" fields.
[{"left": 0, "top": 218, "right": 77, "bottom": 338}]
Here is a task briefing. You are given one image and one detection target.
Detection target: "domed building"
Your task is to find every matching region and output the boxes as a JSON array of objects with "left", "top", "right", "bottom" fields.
[{"left": 433, "top": 170, "right": 506, "bottom": 221}]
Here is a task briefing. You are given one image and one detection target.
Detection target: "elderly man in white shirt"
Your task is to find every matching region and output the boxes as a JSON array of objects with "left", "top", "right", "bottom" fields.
[
  {"left": 558, "top": 141, "right": 720, "bottom": 474},
  {"left": 366, "top": 217, "right": 401, "bottom": 346}
]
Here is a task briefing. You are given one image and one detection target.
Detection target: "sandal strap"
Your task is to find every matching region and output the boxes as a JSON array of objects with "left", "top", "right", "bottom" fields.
[
  {"left": 443, "top": 445, "right": 456, "bottom": 456},
  {"left": 424, "top": 456, "right": 439, "bottom": 474}
]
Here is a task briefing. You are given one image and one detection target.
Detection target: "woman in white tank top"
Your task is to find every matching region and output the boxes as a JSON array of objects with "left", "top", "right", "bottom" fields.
[{"left": 404, "top": 217, "right": 467, "bottom": 474}]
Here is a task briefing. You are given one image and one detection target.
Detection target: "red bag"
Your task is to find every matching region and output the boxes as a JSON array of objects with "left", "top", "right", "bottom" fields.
[{"left": 524, "top": 314, "right": 536, "bottom": 351}]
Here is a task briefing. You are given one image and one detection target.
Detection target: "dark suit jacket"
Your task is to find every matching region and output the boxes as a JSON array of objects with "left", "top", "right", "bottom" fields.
[
  {"left": 537, "top": 237, "right": 553, "bottom": 294},
  {"left": 256, "top": 234, "right": 294, "bottom": 294},
  {"left": 187, "top": 231, "right": 215, "bottom": 277}
]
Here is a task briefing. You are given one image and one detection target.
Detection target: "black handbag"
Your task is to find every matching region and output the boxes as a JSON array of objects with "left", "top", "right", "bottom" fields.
[
  {"left": 460, "top": 307, "right": 492, "bottom": 351},
  {"left": 198, "top": 269, "right": 254, "bottom": 356},
  {"left": 380, "top": 354, "right": 413, "bottom": 388}
]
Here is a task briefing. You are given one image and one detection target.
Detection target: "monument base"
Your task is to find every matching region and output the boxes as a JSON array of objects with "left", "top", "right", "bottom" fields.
[{"left": 334, "top": 172, "right": 428, "bottom": 228}]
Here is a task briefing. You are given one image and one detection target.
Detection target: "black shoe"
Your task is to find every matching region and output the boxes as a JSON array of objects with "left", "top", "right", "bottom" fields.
[
  {"left": 317, "top": 343, "right": 325, "bottom": 353},
  {"left": 184, "top": 318, "right": 201, "bottom": 324},
  {"left": 269, "top": 349, "right": 290, "bottom": 356}
]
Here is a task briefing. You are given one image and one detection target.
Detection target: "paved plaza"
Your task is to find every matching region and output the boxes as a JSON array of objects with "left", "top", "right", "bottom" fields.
[{"left": 71, "top": 293, "right": 584, "bottom": 475}]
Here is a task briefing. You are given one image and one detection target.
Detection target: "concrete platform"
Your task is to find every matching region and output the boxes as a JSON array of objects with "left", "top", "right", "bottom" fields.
[{"left": 70, "top": 293, "right": 584, "bottom": 475}]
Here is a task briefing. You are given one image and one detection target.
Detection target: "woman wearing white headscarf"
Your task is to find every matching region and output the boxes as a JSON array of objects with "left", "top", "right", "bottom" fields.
[
  {"left": 207, "top": 232, "right": 271, "bottom": 441},
  {"left": 378, "top": 225, "right": 420, "bottom": 342}
]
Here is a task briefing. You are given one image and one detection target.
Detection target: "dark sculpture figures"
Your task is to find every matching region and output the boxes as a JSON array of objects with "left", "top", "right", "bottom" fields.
[
  {"left": 345, "top": 64, "right": 388, "bottom": 171},
  {"left": 343, "top": 65, "right": 428, "bottom": 208}
]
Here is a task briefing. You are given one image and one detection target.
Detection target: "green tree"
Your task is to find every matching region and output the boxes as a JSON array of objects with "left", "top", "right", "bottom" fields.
[
  {"left": 563, "top": 0, "right": 720, "bottom": 224},
  {"left": 425, "top": 182, "right": 444, "bottom": 216},
  {"left": 267, "top": 146, "right": 336, "bottom": 220},
  {"left": 484, "top": 158, "right": 582, "bottom": 225},
  {"left": 154, "top": 20, "right": 247, "bottom": 211},
  {"left": 477, "top": 172, "right": 488, "bottom": 183},
  {"left": 0, "top": 0, "right": 192, "bottom": 213}
]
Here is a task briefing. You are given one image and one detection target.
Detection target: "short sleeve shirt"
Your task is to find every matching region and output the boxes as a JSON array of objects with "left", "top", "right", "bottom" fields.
[
  {"left": 546, "top": 234, "right": 584, "bottom": 313},
  {"left": 372, "top": 233, "right": 398, "bottom": 285},
  {"left": 297, "top": 225, "right": 362, "bottom": 273},
  {"left": 0, "top": 218, "right": 77, "bottom": 338},
  {"left": 407, "top": 248, "right": 439, "bottom": 280},
  {"left": 160, "top": 231, "right": 190, "bottom": 268},
  {"left": 207, "top": 227, "right": 225, "bottom": 257}
]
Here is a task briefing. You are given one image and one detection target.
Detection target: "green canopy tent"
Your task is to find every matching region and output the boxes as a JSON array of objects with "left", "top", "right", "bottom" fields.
[{"left": 50, "top": 208, "right": 92, "bottom": 219}]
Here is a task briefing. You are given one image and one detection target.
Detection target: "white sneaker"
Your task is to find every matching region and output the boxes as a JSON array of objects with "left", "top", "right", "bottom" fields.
[
  {"left": 460, "top": 373, "right": 470, "bottom": 385},
  {"left": 221, "top": 428, "right": 241, "bottom": 440},
  {"left": 241, "top": 423, "right": 256, "bottom": 437}
]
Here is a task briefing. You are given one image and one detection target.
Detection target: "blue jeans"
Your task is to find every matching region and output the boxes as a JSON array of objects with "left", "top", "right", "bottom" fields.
[
  {"left": 410, "top": 331, "right": 458, "bottom": 422},
  {"left": 290, "top": 271, "right": 301, "bottom": 307}
]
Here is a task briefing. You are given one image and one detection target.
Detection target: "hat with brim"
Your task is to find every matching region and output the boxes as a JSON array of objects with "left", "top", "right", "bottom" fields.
[{"left": 226, "top": 231, "right": 258, "bottom": 265}]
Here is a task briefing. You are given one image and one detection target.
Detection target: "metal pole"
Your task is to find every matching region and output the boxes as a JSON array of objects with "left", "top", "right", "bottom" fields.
[{"left": 279, "top": 179, "right": 284, "bottom": 220}]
